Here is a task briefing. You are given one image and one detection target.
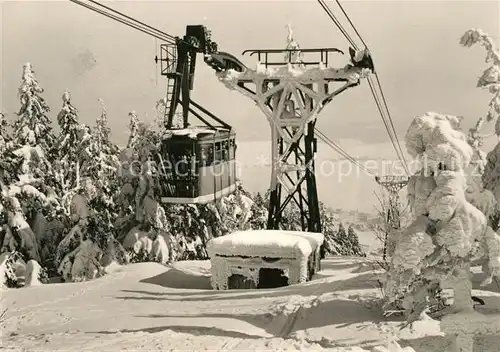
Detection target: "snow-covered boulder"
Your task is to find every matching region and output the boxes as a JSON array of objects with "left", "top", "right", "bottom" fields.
[
  {"left": 151, "top": 235, "right": 169, "bottom": 263},
  {"left": 122, "top": 225, "right": 171, "bottom": 264},
  {"left": 24, "top": 260, "right": 43, "bottom": 286},
  {"left": 3, "top": 198, "right": 40, "bottom": 262},
  {"left": 0, "top": 252, "right": 12, "bottom": 288},
  {"left": 69, "top": 194, "right": 89, "bottom": 223},
  {"left": 58, "top": 239, "right": 102, "bottom": 282}
]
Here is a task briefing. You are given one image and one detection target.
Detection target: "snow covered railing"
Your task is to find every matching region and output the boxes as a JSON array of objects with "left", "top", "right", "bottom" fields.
[{"left": 207, "top": 230, "right": 324, "bottom": 290}]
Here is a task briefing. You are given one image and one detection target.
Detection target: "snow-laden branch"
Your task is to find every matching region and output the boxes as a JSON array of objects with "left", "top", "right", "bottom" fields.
[{"left": 461, "top": 29, "right": 500, "bottom": 129}]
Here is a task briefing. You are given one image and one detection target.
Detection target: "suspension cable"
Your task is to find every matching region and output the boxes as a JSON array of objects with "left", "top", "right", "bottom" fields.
[
  {"left": 315, "top": 128, "right": 377, "bottom": 178},
  {"left": 317, "top": 0, "right": 411, "bottom": 176},
  {"left": 334, "top": 0, "right": 367, "bottom": 49},
  {"left": 367, "top": 77, "right": 410, "bottom": 175},
  {"left": 70, "top": 0, "right": 176, "bottom": 44},
  {"left": 372, "top": 74, "right": 410, "bottom": 174},
  {"left": 86, "top": 0, "right": 177, "bottom": 42},
  {"left": 317, "top": 0, "right": 357, "bottom": 48}
]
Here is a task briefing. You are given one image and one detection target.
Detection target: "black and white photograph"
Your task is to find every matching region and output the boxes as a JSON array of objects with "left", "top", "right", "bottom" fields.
[{"left": 1, "top": 0, "right": 500, "bottom": 351}]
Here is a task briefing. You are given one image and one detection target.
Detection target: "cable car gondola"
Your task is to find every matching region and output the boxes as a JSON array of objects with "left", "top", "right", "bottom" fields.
[
  {"left": 159, "top": 126, "right": 237, "bottom": 204},
  {"left": 154, "top": 24, "right": 241, "bottom": 204}
]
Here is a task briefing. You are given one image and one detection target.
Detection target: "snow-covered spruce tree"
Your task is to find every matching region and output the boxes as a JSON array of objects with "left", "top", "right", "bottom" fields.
[
  {"left": 461, "top": 29, "right": 500, "bottom": 230},
  {"left": 35, "top": 92, "right": 92, "bottom": 275},
  {"left": 0, "top": 64, "right": 61, "bottom": 286},
  {"left": 51, "top": 92, "right": 88, "bottom": 202},
  {"left": 10, "top": 63, "right": 58, "bottom": 225},
  {"left": 383, "top": 112, "right": 500, "bottom": 325},
  {"left": 322, "top": 202, "right": 365, "bottom": 257},
  {"left": 248, "top": 191, "right": 268, "bottom": 229},
  {"left": 333, "top": 222, "right": 364, "bottom": 256},
  {"left": 55, "top": 100, "right": 127, "bottom": 282},
  {"left": 118, "top": 115, "right": 178, "bottom": 263},
  {"left": 465, "top": 119, "right": 498, "bottom": 232},
  {"left": 12, "top": 63, "right": 55, "bottom": 151},
  {"left": 347, "top": 225, "right": 365, "bottom": 257},
  {"left": 217, "top": 182, "right": 255, "bottom": 233}
]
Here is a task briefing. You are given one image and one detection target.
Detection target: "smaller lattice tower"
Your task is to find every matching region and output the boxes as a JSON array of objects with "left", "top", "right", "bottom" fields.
[{"left": 375, "top": 175, "right": 408, "bottom": 260}]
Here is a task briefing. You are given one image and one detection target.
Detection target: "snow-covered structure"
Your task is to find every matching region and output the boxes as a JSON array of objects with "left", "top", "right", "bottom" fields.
[
  {"left": 385, "top": 111, "right": 500, "bottom": 351},
  {"left": 207, "top": 230, "right": 323, "bottom": 290}
]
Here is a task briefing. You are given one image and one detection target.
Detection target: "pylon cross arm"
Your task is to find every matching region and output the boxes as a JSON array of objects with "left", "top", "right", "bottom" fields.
[{"left": 216, "top": 63, "right": 369, "bottom": 88}]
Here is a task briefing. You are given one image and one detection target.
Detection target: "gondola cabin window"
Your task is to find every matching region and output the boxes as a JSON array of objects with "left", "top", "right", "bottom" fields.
[
  {"left": 214, "top": 141, "right": 222, "bottom": 162},
  {"left": 200, "top": 146, "right": 208, "bottom": 166},
  {"left": 160, "top": 128, "right": 237, "bottom": 204},
  {"left": 228, "top": 138, "right": 236, "bottom": 160},
  {"left": 221, "top": 141, "right": 228, "bottom": 161}
]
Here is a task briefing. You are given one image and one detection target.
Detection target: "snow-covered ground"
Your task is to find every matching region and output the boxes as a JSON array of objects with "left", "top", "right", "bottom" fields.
[{"left": 2, "top": 245, "right": 499, "bottom": 351}]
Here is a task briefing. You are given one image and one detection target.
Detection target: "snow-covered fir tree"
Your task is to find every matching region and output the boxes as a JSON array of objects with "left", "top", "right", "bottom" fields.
[
  {"left": 0, "top": 64, "right": 60, "bottom": 286},
  {"left": 55, "top": 100, "right": 127, "bottom": 282},
  {"left": 51, "top": 92, "right": 89, "bottom": 203},
  {"left": 12, "top": 63, "right": 55, "bottom": 150},
  {"left": 347, "top": 225, "right": 364, "bottom": 257},
  {"left": 461, "top": 29, "right": 500, "bottom": 230},
  {"left": 117, "top": 114, "right": 175, "bottom": 263},
  {"left": 248, "top": 191, "right": 268, "bottom": 229}
]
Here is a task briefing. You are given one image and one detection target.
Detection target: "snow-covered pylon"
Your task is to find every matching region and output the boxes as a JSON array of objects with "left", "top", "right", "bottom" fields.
[{"left": 385, "top": 111, "right": 500, "bottom": 351}]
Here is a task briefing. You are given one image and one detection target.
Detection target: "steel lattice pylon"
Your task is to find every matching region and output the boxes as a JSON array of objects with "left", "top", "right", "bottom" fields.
[
  {"left": 216, "top": 26, "right": 374, "bottom": 232},
  {"left": 375, "top": 175, "right": 408, "bottom": 228},
  {"left": 375, "top": 175, "right": 408, "bottom": 261}
]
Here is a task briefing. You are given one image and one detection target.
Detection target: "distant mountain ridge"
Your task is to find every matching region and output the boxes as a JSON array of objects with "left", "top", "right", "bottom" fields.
[{"left": 328, "top": 207, "right": 382, "bottom": 232}]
